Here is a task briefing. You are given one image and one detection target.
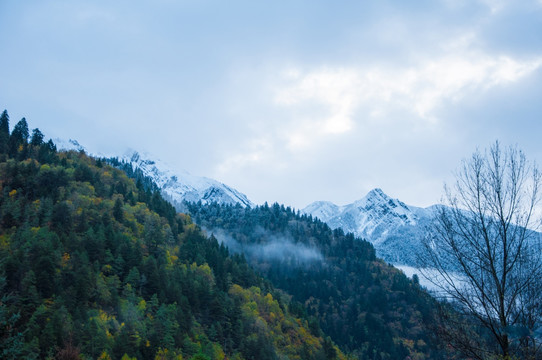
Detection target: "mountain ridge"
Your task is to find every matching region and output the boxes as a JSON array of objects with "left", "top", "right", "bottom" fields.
[
  {"left": 54, "top": 138, "right": 254, "bottom": 208},
  {"left": 121, "top": 149, "right": 254, "bottom": 208},
  {"left": 54, "top": 138, "right": 431, "bottom": 266},
  {"left": 302, "top": 188, "right": 435, "bottom": 265}
]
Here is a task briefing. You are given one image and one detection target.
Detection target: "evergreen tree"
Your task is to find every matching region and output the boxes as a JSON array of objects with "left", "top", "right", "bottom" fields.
[
  {"left": 30, "top": 128, "right": 44, "bottom": 146},
  {"left": 0, "top": 276, "right": 25, "bottom": 359},
  {"left": 113, "top": 198, "right": 124, "bottom": 222},
  {"left": 0, "top": 110, "right": 9, "bottom": 154},
  {"left": 9, "top": 118, "right": 29, "bottom": 158}
]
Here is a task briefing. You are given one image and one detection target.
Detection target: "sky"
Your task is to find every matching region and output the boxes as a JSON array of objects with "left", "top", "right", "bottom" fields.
[{"left": 1, "top": 0, "right": 542, "bottom": 209}]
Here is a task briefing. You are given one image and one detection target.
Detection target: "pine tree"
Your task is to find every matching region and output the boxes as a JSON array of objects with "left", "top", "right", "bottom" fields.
[
  {"left": 113, "top": 198, "right": 124, "bottom": 222},
  {"left": 9, "top": 118, "right": 29, "bottom": 158},
  {"left": 0, "top": 110, "right": 9, "bottom": 154},
  {"left": 30, "top": 128, "right": 44, "bottom": 146}
]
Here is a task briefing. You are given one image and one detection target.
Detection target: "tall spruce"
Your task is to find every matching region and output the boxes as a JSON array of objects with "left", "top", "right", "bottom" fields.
[
  {"left": 0, "top": 110, "right": 9, "bottom": 154},
  {"left": 9, "top": 117, "right": 29, "bottom": 158},
  {"left": 30, "top": 128, "right": 44, "bottom": 146}
]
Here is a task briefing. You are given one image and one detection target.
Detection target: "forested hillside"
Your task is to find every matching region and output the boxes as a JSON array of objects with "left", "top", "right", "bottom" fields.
[
  {"left": 0, "top": 111, "right": 344, "bottom": 360},
  {"left": 187, "top": 202, "right": 448, "bottom": 359}
]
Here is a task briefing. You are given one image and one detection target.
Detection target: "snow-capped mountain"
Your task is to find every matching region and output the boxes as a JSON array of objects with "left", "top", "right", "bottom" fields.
[
  {"left": 53, "top": 138, "right": 86, "bottom": 152},
  {"left": 53, "top": 138, "right": 253, "bottom": 209},
  {"left": 303, "top": 189, "right": 435, "bottom": 266},
  {"left": 121, "top": 150, "right": 254, "bottom": 209}
]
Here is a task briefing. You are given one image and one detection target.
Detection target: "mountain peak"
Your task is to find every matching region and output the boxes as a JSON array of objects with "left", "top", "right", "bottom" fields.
[
  {"left": 121, "top": 150, "right": 254, "bottom": 208},
  {"left": 364, "top": 188, "right": 390, "bottom": 203},
  {"left": 302, "top": 189, "right": 430, "bottom": 264},
  {"left": 354, "top": 188, "right": 393, "bottom": 208},
  {"left": 53, "top": 138, "right": 86, "bottom": 152},
  {"left": 368, "top": 187, "right": 386, "bottom": 197},
  {"left": 51, "top": 141, "right": 253, "bottom": 209},
  {"left": 356, "top": 188, "right": 412, "bottom": 215}
]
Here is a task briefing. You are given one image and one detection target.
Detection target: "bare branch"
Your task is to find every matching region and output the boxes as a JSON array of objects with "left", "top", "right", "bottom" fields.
[{"left": 419, "top": 141, "right": 542, "bottom": 359}]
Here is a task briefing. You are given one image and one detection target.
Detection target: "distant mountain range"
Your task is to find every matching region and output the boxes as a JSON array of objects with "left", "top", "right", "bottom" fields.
[
  {"left": 55, "top": 138, "right": 432, "bottom": 266},
  {"left": 118, "top": 150, "right": 436, "bottom": 266},
  {"left": 121, "top": 150, "right": 435, "bottom": 266},
  {"left": 302, "top": 188, "right": 437, "bottom": 266}
]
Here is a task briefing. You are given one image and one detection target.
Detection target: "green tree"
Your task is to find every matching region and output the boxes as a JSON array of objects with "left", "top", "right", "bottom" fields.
[
  {"left": 30, "top": 128, "right": 44, "bottom": 146},
  {"left": 0, "top": 110, "right": 9, "bottom": 154},
  {"left": 191, "top": 354, "right": 210, "bottom": 360},
  {"left": 113, "top": 198, "right": 124, "bottom": 222},
  {"left": 81, "top": 313, "right": 110, "bottom": 359},
  {"left": 9, "top": 118, "right": 29, "bottom": 157},
  {"left": 0, "top": 276, "right": 25, "bottom": 360}
]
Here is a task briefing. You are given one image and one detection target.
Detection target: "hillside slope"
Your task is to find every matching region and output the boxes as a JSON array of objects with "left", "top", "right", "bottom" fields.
[
  {"left": 187, "top": 201, "right": 448, "bottom": 359},
  {"left": 0, "top": 112, "right": 342, "bottom": 360}
]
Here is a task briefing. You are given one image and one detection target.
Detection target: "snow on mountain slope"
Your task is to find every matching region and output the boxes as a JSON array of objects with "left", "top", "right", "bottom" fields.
[
  {"left": 303, "top": 189, "right": 435, "bottom": 266},
  {"left": 121, "top": 150, "right": 254, "bottom": 209},
  {"left": 53, "top": 138, "right": 86, "bottom": 152},
  {"left": 303, "top": 201, "right": 340, "bottom": 221},
  {"left": 53, "top": 138, "right": 253, "bottom": 208}
]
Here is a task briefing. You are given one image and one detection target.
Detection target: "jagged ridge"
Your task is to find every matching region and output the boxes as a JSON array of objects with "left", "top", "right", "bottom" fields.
[
  {"left": 303, "top": 188, "right": 435, "bottom": 265},
  {"left": 122, "top": 150, "right": 254, "bottom": 208}
]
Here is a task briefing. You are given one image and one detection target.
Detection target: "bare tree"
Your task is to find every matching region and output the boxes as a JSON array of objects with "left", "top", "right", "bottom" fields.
[{"left": 420, "top": 141, "right": 542, "bottom": 359}]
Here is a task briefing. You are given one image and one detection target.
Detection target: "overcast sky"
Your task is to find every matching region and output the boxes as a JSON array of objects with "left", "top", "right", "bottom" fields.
[{"left": 1, "top": 0, "right": 542, "bottom": 209}]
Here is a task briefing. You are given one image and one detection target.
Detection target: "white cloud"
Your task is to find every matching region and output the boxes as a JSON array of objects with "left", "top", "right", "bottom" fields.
[
  {"left": 478, "top": 0, "right": 507, "bottom": 13},
  {"left": 217, "top": 50, "right": 542, "bottom": 182},
  {"left": 217, "top": 137, "right": 282, "bottom": 175},
  {"left": 275, "top": 67, "right": 359, "bottom": 136},
  {"left": 272, "top": 52, "right": 542, "bottom": 147}
]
